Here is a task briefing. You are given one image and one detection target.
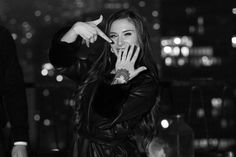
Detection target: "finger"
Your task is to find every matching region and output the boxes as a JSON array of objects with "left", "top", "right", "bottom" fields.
[
  {"left": 89, "top": 15, "right": 103, "bottom": 26},
  {"left": 127, "top": 45, "right": 135, "bottom": 61},
  {"left": 121, "top": 45, "right": 128, "bottom": 61},
  {"left": 93, "top": 34, "right": 97, "bottom": 42},
  {"left": 117, "top": 48, "right": 123, "bottom": 62},
  {"left": 81, "top": 39, "right": 86, "bottom": 45},
  {"left": 89, "top": 35, "right": 94, "bottom": 43},
  {"left": 96, "top": 27, "right": 112, "bottom": 43},
  {"left": 131, "top": 46, "right": 140, "bottom": 63},
  {"left": 85, "top": 40, "right": 90, "bottom": 47},
  {"left": 121, "top": 45, "right": 129, "bottom": 61},
  {"left": 126, "top": 45, "right": 134, "bottom": 60},
  {"left": 133, "top": 66, "right": 147, "bottom": 76},
  {"left": 89, "top": 35, "right": 97, "bottom": 43},
  {"left": 89, "top": 38, "right": 94, "bottom": 43}
]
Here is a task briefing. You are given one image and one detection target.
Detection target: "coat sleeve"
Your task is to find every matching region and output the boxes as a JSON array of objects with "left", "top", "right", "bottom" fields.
[
  {"left": 1, "top": 27, "right": 29, "bottom": 142},
  {"left": 94, "top": 72, "right": 159, "bottom": 124},
  {"left": 115, "top": 72, "right": 159, "bottom": 123},
  {"left": 49, "top": 27, "right": 98, "bottom": 83}
]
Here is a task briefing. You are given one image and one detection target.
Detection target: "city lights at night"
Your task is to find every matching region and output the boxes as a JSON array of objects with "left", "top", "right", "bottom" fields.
[{"left": 0, "top": 0, "right": 235, "bottom": 157}]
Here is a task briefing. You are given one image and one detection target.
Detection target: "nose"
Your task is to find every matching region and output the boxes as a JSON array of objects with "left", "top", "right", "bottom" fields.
[{"left": 117, "top": 36, "right": 125, "bottom": 47}]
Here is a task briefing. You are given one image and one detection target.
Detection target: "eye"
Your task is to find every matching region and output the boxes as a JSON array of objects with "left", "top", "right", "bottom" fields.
[
  {"left": 109, "top": 34, "right": 117, "bottom": 38},
  {"left": 124, "top": 32, "right": 132, "bottom": 36}
]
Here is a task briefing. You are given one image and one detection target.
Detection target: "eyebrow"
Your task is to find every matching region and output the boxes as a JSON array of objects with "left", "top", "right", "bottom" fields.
[{"left": 109, "top": 29, "right": 135, "bottom": 34}]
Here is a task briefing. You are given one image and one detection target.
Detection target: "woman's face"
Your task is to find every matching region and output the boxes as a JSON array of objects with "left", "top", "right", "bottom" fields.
[{"left": 109, "top": 18, "right": 140, "bottom": 57}]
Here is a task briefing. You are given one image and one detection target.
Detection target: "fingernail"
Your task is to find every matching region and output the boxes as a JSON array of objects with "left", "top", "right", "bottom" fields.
[{"left": 110, "top": 40, "right": 114, "bottom": 44}]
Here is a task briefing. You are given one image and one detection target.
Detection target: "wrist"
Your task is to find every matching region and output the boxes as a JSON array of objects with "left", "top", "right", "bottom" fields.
[
  {"left": 112, "top": 77, "right": 127, "bottom": 84},
  {"left": 112, "top": 68, "right": 130, "bottom": 84}
]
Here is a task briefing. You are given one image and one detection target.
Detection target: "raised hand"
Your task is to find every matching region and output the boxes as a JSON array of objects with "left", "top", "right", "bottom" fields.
[
  {"left": 112, "top": 44, "right": 147, "bottom": 84},
  {"left": 71, "top": 15, "right": 112, "bottom": 47}
]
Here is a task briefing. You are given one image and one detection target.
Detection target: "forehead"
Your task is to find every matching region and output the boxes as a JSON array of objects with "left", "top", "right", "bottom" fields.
[{"left": 110, "top": 18, "right": 136, "bottom": 32}]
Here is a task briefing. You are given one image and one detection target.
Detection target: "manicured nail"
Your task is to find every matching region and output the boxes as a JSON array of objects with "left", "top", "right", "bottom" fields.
[{"left": 110, "top": 40, "right": 114, "bottom": 44}]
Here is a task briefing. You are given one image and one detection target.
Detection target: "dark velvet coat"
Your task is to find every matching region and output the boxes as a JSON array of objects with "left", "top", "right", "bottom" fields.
[
  {"left": 0, "top": 26, "right": 28, "bottom": 142},
  {"left": 49, "top": 28, "right": 159, "bottom": 157}
]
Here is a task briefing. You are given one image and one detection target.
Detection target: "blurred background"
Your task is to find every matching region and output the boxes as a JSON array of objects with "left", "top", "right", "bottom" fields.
[{"left": 0, "top": 0, "right": 236, "bottom": 156}]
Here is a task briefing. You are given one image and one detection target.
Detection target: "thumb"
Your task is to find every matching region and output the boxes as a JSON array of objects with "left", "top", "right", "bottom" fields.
[
  {"left": 90, "top": 15, "right": 103, "bottom": 25},
  {"left": 133, "top": 66, "right": 147, "bottom": 76}
]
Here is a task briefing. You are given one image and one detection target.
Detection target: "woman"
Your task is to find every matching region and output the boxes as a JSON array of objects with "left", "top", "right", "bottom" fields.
[{"left": 49, "top": 9, "right": 159, "bottom": 157}]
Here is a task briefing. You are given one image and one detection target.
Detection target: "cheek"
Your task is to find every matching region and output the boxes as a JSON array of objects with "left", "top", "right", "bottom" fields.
[
  {"left": 134, "top": 36, "right": 141, "bottom": 46},
  {"left": 111, "top": 45, "right": 115, "bottom": 51},
  {"left": 126, "top": 36, "right": 139, "bottom": 46},
  {"left": 110, "top": 46, "right": 118, "bottom": 56}
]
